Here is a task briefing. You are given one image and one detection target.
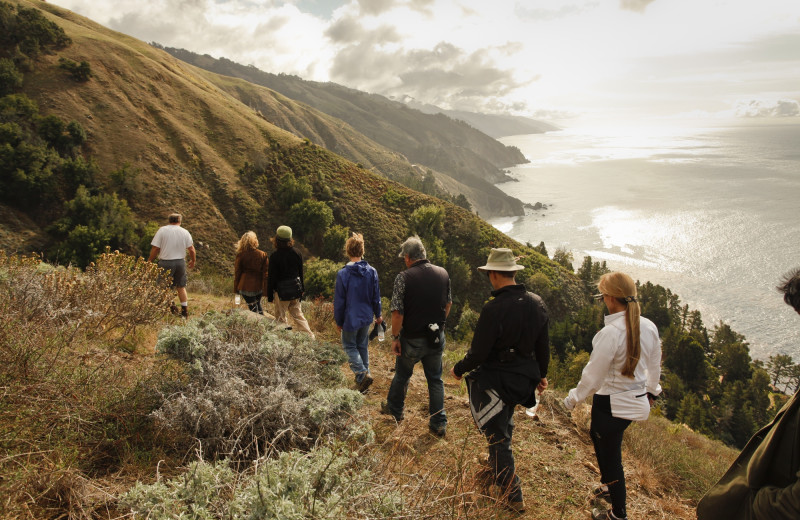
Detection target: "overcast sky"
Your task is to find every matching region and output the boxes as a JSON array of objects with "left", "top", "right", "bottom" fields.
[{"left": 49, "top": 0, "right": 800, "bottom": 125}]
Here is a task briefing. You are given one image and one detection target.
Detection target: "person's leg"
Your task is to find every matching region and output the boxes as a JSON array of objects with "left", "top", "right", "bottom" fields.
[
  {"left": 483, "top": 404, "right": 522, "bottom": 504},
  {"left": 591, "top": 395, "right": 631, "bottom": 519},
  {"left": 341, "top": 328, "right": 368, "bottom": 382},
  {"left": 355, "top": 324, "right": 370, "bottom": 374},
  {"left": 243, "top": 294, "right": 262, "bottom": 314},
  {"left": 287, "top": 299, "right": 314, "bottom": 338},
  {"left": 420, "top": 341, "right": 446, "bottom": 428},
  {"left": 385, "top": 338, "right": 421, "bottom": 419},
  {"left": 273, "top": 297, "right": 289, "bottom": 325}
]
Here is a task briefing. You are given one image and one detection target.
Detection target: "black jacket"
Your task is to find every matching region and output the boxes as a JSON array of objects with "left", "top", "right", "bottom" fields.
[
  {"left": 454, "top": 284, "right": 549, "bottom": 405},
  {"left": 267, "top": 247, "right": 304, "bottom": 302}
]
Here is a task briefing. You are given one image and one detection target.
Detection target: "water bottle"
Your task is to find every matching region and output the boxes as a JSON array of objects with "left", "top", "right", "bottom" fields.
[
  {"left": 377, "top": 322, "right": 385, "bottom": 342},
  {"left": 234, "top": 294, "right": 241, "bottom": 305}
]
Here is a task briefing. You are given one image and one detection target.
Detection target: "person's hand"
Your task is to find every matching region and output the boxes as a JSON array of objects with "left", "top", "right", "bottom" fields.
[
  {"left": 450, "top": 367, "right": 461, "bottom": 381},
  {"left": 376, "top": 316, "right": 383, "bottom": 324},
  {"left": 336, "top": 325, "right": 342, "bottom": 332},
  {"left": 537, "top": 377, "right": 548, "bottom": 393},
  {"left": 391, "top": 339, "right": 401, "bottom": 356},
  {"left": 188, "top": 259, "right": 196, "bottom": 269}
]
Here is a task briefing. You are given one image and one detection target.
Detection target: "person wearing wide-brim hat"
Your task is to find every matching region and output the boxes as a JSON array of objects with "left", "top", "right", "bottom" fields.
[
  {"left": 451, "top": 248, "right": 550, "bottom": 514},
  {"left": 267, "top": 225, "right": 314, "bottom": 338}
]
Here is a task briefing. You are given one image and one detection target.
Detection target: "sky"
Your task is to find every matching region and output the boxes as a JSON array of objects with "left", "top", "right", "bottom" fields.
[{"left": 48, "top": 0, "right": 800, "bottom": 126}]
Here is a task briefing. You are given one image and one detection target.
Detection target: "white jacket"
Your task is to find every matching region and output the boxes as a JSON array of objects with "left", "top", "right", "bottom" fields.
[{"left": 564, "top": 311, "right": 662, "bottom": 410}]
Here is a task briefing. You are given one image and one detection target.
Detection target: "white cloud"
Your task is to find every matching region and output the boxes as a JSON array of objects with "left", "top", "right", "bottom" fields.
[{"left": 734, "top": 99, "right": 800, "bottom": 118}]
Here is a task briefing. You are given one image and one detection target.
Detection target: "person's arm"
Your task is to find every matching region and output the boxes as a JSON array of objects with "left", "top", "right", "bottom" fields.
[
  {"left": 645, "top": 323, "right": 663, "bottom": 397},
  {"left": 753, "top": 471, "right": 800, "bottom": 520},
  {"left": 187, "top": 245, "right": 196, "bottom": 269},
  {"left": 148, "top": 246, "right": 160, "bottom": 262},
  {"left": 391, "top": 310, "right": 403, "bottom": 356},
  {"left": 234, "top": 254, "right": 243, "bottom": 294},
  {"left": 333, "top": 271, "right": 346, "bottom": 330},
  {"left": 563, "top": 328, "right": 615, "bottom": 409},
  {"left": 453, "top": 305, "right": 496, "bottom": 378},
  {"left": 261, "top": 254, "right": 269, "bottom": 295},
  {"left": 266, "top": 254, "right": 275, "bottom": 302},
  {"left": 535, "top": 317, "right": 550, "bottom": 392},
  {"left": 372, "top": 269, "right": 382, "bottom": 322}
]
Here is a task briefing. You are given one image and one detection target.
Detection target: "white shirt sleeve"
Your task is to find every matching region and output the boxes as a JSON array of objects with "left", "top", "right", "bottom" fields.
[
  {"left": 564, "top": 327, "right": 616, "bottom": 409},
  {"left": 643, "top": 321, "right": 663, "bottom": 396}
]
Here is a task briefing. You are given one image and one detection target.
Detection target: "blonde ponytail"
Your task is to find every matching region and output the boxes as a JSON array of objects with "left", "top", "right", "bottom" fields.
[{"left": 597, "top": 272, "right": 641, "bottom": 377}]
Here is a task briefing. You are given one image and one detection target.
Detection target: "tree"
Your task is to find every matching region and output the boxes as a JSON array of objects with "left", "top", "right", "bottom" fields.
[
  {"left": 408, "top": 204, "right": 445, "bottom": 237},
  {"left": 287, "top": 199, "right": 333, "bottom": 241},
  {"left": 0, "top": 58, "right": 22, "bottom": 96},
  {"left": 766, "top": 354, "right": 795, "bottom": 390},
  {"left": 664, "top": 335, "right": 707, "bottom": 392},
  {"left": 715, "top": 342, "right": 753, "bottom": 384},
  {"left": 532, "top": 241, "right": 548, "bottom": 257},
  {"left": 552, "top": 247, "right": 573, "bottom": 272},
  {"left": 321, "top": 224, "right": 349, "bottom": 261},
  {"left": 276, "top": 172, "right": 312, "bottom": 209}
]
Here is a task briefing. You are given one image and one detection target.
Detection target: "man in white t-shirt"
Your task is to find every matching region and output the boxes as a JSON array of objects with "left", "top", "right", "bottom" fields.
[{"left": 148, "top": 213, "right": 196, "bottom": 318}]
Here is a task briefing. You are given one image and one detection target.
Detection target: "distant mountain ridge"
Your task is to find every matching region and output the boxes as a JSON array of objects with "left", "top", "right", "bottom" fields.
[
  {"left": 402, "top": 99, "right": 560, "bottom": 138},
  {"left": 157, "top": 47, "right": 529, "bottom": 217}
]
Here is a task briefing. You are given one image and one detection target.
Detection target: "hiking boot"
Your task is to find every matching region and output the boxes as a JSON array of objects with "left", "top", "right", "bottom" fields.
[
  {"left": 170, "top": 303, "right": 180, "bottom": 316},
  {"left": 180, "top": 306, "right": 188, "bottom": 319},
  {"left": 357, "top": 375, "right": 374, "bottom": 393},
  {"left": 593, "top": 485, "right": 612, "bottom": 504},
  {"left": 592, "top": 508, "right": 626, "bottom": 520},
  {"left": 506, "top": 499, "right": 525, "bottom": 514},
  {"left": 428, "top": 423, "right": 446, "bottom": 438},
  {"left": 379, "top": 401, "right": 403, "bottom": 421}
]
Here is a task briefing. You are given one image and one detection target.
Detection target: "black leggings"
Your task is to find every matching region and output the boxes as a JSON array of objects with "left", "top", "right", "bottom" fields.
[
  {"left": 243, "top": 293, "right": 263, "bottom": 314},
  {"left": 591, "top": 394, "right": 631, "bottom": 519}
]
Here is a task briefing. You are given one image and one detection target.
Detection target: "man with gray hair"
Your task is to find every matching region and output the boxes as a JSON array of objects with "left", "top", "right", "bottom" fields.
[
  {"left": 148, "top": 213, "right": 196, "bottom": 318},
  {"left": 381, "top": 236, "right": 451, "bottom": 437}
]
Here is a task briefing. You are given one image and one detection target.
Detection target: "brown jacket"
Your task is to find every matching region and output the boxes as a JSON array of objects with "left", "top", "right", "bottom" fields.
[
  {"left": 697, "top": 389, "right": 800, "bottom": 520},
  {"left": 234, "top": 249, "right": 268, "bottom": 294}
]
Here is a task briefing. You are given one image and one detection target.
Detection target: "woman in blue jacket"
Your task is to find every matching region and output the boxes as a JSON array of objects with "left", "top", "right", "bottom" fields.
[{"left": 334, "top": 233, "right": 383, "bottom": 393}]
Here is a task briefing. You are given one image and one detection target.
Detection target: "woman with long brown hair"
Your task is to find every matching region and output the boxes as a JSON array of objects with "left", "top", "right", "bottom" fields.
[
  {"left": 234, "top": 231, "right": 268, "bottom": 314},
  {"left": 563, "top": 272, "right": 662, "bottom": 520}
]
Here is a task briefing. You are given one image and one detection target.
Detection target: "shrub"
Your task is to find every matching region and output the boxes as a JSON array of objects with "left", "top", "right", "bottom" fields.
[
  {"left": 0, "top": 58, "right": 22, "bottom": 96},
  {"left": 408, "top": 203, "right": 445, "bottom": 237},
  {"left": 321, "top": 223, "right": 349, "bottom": 261},
  {"left": 276, "top": 172, "right": 312, "bottom": 208},
  {"left": 58, "top": 57, "right": 92, "bottom": 81},
  {"left": 303, "top": 258, "right": 339, "bottom": 300},
  {"left": 288, "top": 198, "right": 334, "bottom": 238},
  {"left": 119, "top": 444, "right": 402, "bottom": 519},
  {"left": 152, "top": 312, "right": 349, "bottom": 458}
]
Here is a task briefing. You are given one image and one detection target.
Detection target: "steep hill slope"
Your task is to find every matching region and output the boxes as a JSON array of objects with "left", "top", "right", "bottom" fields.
[
  {"left": 158, "top": 48, "right": 528, "bottom": 217},
  {"left": 2, "top": 0, "right": 583, "bottom": 314}
]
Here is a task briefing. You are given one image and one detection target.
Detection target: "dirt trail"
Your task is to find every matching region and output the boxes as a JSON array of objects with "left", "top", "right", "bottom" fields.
[{"left": 359, "top": 339, "right": 697, "bottom": 520}]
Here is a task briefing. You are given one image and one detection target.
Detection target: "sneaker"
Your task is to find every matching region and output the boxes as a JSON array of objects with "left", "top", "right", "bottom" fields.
[
  {"left": 357, "top": 375, "right": 374, "bottom": 393},
  {"left": 379, "top": 401, "right": 403, "bottom": 421},
  {"left": 592, "top": 508, "right": 626, "bottom": 520},
  {"left": 593, "top": 485, "right": 612, "bottom": 504},
  {"left": 428, "top": 423, "right": 446, "bottom": 437}
]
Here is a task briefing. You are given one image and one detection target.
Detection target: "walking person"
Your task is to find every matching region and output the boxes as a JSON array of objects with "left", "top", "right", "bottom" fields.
[
  {"left": 266, "top": 225, "right": 314, "bottom": 338},
  {"left": 450, "top": 248, "right": 549, "bottom": 514},
  {"left": 334, "top": 233, "right": 383, "bottom": 393},
  {"left": 697, "top": 267, "right": 800, "bottom": 520},
  {"left": 148, "top": 213, "right": 196, "bottom": 318},
  {"left": 381, "top": 236, "right": 451, "bottom": 437},
  {"left": 563, "top": 272, "right": 662, "bottom": 520},
  {"left": 234, "top": 231, "right": 268, "bottom": 314}
]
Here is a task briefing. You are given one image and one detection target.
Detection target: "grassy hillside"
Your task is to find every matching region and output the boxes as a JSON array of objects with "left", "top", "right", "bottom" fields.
[
  {"left": 2, "top": 0, "right": 583, "bottom": 316},
  {"left": 158, "top": 47, "right": 528, "bottom": 217}
]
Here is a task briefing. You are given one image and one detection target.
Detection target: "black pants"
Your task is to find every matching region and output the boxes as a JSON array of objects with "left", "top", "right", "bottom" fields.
[
  {"left": 243, "top": 293, "right": 263, "bottom": 314},
  {"left": 591, "top": 394, "right": 631, "bottom": 518},
  {"left": 482, "top": 402, "right": 522, "bottom": 503}
]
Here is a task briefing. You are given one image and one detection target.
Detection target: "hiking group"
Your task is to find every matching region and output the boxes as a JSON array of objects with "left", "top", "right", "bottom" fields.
[{"left": 151, "top": 213, "right": 800, "bottom": 520}]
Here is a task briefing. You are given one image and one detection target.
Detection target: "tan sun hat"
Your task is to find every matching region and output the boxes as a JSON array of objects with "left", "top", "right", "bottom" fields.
[{"left": 477, "top": 248, "right": 525, "bottom": 272}]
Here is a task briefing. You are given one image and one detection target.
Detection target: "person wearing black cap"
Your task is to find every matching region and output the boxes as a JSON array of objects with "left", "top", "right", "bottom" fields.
[
  {"left": 451, "top": 248, "right": 549, "bottom": 514},
  {"left": 563, "top": 271, "right": 662, "bottom": 520}
]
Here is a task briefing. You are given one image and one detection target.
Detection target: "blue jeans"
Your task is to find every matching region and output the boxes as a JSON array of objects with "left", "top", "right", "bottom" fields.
[
  {"left": 385, "top": 332, "right": 446, "bottom": 427},
  {"left": 341, "top": 325, "right": 371, "bottom": 383}
]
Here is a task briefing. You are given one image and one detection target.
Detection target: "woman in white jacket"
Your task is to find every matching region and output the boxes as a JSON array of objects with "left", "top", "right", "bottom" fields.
[{"left": 563, "top": 272, "right": 662, "bottom": 520}]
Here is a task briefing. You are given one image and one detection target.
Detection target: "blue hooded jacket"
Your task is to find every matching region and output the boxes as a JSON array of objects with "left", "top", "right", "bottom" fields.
[{"left": 334, "top": 260, "right": 381, "bottom": 332}]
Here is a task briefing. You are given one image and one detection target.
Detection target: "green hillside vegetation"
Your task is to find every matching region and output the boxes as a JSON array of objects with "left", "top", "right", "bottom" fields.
[
  {"left": 1, "top": 2, "right": 796, "bottom": 518},
  {"left": 157, "top": 46, "right": 528, "bottom": 218}
]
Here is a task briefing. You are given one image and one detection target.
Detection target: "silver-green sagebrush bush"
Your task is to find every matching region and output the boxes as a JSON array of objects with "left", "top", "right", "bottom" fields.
[
  {"left": 153, "top": 312, "right": 356, "bottom": 458},
  {"left": 120, "top": 445, "right": 405, "bottom": 519}
]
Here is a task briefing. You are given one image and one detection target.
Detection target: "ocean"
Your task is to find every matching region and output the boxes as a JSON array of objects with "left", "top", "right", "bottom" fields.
[{"left": 492, "top": 122, "right": 800, "bottom": 360}]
